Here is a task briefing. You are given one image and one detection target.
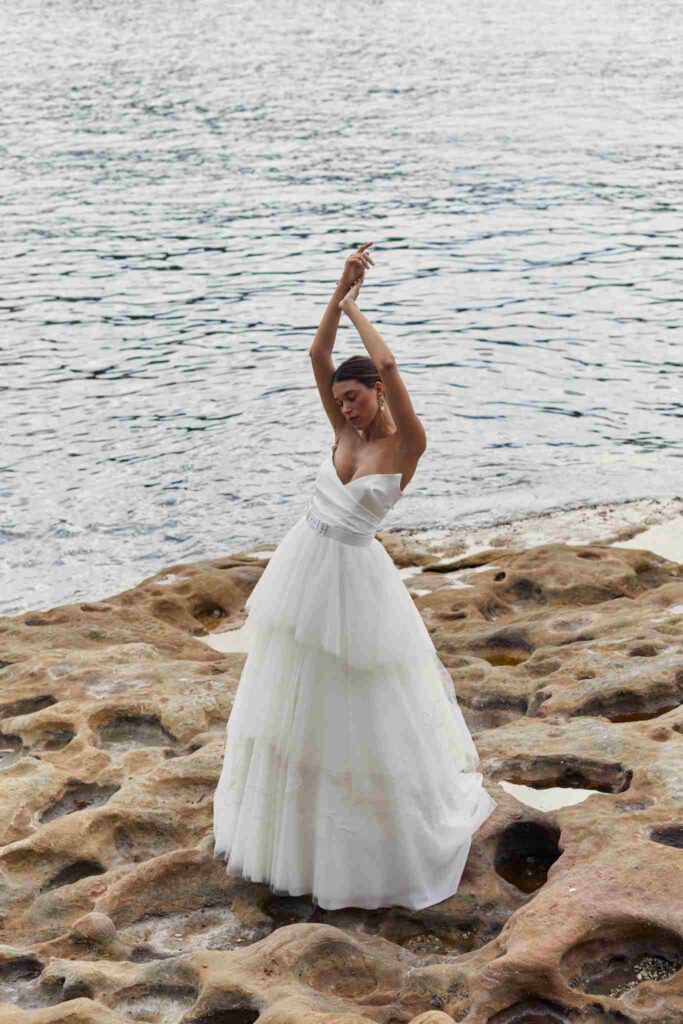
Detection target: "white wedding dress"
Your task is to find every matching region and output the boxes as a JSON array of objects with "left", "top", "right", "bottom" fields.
[{"left": 212, "top": 444, "right": 496, "bottom": 910}]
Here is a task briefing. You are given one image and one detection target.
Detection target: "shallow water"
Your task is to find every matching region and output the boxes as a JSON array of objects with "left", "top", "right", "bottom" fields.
[{"left": 1, "top": 0, "right": 682, "bottom": 616}]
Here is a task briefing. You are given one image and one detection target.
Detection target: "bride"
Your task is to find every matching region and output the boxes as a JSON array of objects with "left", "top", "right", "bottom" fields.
[{"left": 213, "top": 242, "right": 496, "bottom": 911}]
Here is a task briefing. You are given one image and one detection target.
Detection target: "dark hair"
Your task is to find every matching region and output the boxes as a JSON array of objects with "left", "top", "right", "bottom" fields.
[{"left": 330, "top": 355, "right": 381, "bottom": 390}]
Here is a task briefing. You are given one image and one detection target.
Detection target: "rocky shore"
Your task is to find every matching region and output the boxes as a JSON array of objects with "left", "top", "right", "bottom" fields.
[{"left": 1, "top": 495, "right": 682, "bottom": 1023}]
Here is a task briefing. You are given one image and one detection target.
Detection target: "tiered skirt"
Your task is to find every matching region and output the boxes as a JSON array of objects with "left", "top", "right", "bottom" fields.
[{"left": 212, "top": 514, "right": 496, "bottom": 910}]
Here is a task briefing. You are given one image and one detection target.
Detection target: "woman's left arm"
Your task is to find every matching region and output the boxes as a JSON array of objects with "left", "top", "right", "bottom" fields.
[
  {"left": 341, "top": 300, "right": 427, "bottom": 452},
  {"left": 341, "top": 301, "right": 394, "bottom": 368}
]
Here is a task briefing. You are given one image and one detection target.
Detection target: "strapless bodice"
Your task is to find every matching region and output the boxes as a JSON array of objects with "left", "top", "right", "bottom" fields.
[{"left": 305, "top": 449, "right": 404, "bottom": 546}]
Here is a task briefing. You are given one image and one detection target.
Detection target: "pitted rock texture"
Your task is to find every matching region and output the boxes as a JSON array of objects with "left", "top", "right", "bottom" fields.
[{"left": 0, "top": 532, "right": 682, "bottom": 1023}]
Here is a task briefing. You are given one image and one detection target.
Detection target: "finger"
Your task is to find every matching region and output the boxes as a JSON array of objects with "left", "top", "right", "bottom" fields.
[{"left": 353, "top": 250, "right": 374, "bottom": 267}]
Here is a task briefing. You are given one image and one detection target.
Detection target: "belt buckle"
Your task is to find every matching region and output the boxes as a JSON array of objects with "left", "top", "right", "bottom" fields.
[{"left": 308, "top": 509, "right": 328, "bottom": 536}]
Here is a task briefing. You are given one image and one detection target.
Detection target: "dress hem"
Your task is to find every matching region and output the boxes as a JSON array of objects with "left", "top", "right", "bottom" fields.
[
  {"left": 212, "top": 847, "right": 476, "bottom": 911},
  {"left": 212, "top": 779, "right": 497, "bottom": 913}
]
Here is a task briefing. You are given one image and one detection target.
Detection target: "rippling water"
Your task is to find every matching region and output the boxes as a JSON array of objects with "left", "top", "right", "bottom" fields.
[{"left": 1, "top": 0, "right": 682, "bottom": 616}]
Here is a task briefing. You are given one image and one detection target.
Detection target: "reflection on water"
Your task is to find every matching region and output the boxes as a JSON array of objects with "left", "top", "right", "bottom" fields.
[{"left": 1, "top": 0, "right": 682, "bottom": 615}]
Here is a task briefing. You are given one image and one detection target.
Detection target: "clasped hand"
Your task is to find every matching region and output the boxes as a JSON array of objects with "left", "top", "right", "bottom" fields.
[{"left": 337, "top": 242, "right": 374, "bottom": 312}]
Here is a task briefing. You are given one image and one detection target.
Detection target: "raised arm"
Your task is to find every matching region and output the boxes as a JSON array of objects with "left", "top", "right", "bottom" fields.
[
  {"left": 339, "top": 285, "right": 427, "bottom": 454},
  {"left": 308, "top": 243, "right": 375, "bottom": 433}
]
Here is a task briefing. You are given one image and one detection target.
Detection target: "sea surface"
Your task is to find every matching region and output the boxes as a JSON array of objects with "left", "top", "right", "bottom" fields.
[{"left": 1, "top": 0, "right": 682, "bottom": 616}]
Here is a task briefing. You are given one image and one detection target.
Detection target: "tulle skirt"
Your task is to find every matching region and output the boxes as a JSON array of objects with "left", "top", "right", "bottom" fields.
[{"left": 212, "top": 514, "right": 496, "bottom": 910}]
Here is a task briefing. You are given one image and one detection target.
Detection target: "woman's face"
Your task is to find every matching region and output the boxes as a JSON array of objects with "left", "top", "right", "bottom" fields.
[{"left": 332, "top": 380, "right": 379, "bottom": 427}]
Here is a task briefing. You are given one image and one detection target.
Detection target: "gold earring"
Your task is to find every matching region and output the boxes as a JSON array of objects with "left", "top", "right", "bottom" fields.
[{"left": 379, "top": 396, "right": 384, "bottom": 408}]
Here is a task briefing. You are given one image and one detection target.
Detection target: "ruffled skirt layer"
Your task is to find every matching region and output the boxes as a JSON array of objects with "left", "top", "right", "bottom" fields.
[{"left": 212, "top": 515, "right": 496, "bottom": 910}]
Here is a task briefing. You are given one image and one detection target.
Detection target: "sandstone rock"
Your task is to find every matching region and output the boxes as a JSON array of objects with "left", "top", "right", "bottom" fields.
[
  {"left": 0, "top": 533, "right": 682, "bottom": 1022},
  {"left": 410, "top": 1012, "right": 456, "bottom": 1023}
]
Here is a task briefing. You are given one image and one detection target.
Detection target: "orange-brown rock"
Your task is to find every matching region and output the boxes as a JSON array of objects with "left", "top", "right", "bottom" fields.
[{"left": 1, "top": 520, "right": 683, "bottom": 1023}]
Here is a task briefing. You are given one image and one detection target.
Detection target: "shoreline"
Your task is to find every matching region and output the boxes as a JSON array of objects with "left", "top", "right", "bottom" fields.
[
  {"left": 397, "top": 494, "right": 683, "bottom": 564},
  {"left": 4, "top": 494, "right": 681, "bottom": 621}
]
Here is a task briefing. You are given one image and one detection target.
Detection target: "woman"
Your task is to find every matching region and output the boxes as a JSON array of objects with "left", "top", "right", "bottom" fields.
[{"left": 213, "top": 242, "right": 496, "bottom": 911}]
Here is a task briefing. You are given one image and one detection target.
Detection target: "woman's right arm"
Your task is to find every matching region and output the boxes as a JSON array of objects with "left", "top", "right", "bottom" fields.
[
  {"left": 308, "top": 244, "right": 374, "bottom": 432},
  {"left": 309, "top": 283, "right": 348, "bottom": 434}
]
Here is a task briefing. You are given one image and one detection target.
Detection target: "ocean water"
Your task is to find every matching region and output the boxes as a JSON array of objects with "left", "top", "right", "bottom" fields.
[{"left": 1, "top": 0, "right": 681, "bottom": 616}]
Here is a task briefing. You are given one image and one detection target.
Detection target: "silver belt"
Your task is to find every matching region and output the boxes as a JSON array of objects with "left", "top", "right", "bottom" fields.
[{"left": 305, "top": 508, "right": 374, "bottom": 547}]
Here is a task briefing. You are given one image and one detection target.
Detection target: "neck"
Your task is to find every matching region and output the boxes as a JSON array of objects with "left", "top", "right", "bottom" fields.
[{"left": 361, "top": 410, "right": 396, "bottom": 443}]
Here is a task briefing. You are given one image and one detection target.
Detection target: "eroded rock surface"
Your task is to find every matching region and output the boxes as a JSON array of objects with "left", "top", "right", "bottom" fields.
[{"left": 1, "top": 515, "right": 683, "bottom": 1023}]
